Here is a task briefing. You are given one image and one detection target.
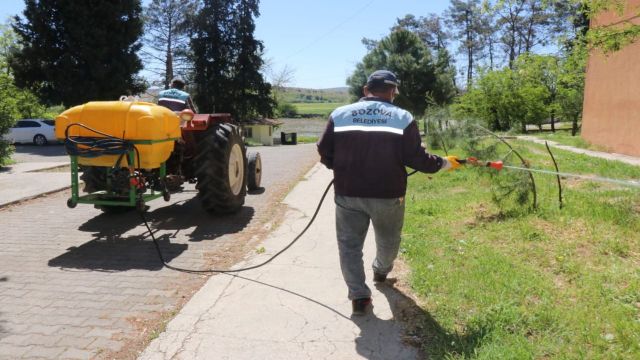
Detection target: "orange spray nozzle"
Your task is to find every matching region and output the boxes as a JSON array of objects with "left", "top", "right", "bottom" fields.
[
  {"left": 488, "top": 161, "right": 503, "bottom": 171},
  {"left": 458, "top": 157, "right": 503, "bottom": 171}
]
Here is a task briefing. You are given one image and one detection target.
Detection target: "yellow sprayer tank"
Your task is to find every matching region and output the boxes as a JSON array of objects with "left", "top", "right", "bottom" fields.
[{"left": 55, "top": 101, "right": 181, "bottom": 169}]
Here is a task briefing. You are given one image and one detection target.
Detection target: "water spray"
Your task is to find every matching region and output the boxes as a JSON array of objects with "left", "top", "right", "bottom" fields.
[{"left": 460, "top": 157, "right": 640, "bottom": 189}]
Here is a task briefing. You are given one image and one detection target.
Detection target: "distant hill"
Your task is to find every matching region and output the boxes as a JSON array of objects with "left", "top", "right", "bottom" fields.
[{"left": 279, "top": 86, "right": 350, "bottom": 104}]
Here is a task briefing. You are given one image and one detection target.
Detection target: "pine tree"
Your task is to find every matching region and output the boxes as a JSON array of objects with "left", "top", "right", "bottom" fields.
[
  {"left": 191, "top": 0, "right": 273, "bottom": 119},
  {"left": 230, "top": 0, "right": 274, "bottom": 120},
  {"left": 446, "top": 0, "right": 484, "bottom": 88},
  {"left": 10, "top": 0, "right": 146, "bottom": 107},
  {"left": 347, "top": 30, "right": 449, "bottom": 117}
]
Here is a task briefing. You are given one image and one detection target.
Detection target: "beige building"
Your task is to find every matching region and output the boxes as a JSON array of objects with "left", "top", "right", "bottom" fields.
[
  {"left": 582, "top": 0, "right": 640, "bottom": 156},
  {"left": 242, "top": 118, "right": 282, "bottom": 146}
]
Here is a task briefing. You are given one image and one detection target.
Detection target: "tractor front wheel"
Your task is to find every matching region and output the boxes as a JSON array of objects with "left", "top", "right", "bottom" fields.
[
  {"left": 195, "top": 124, "right": 247, "bottom": 213},
  {"left": 247, "top": 152, "right": 262, "bottom": 191}
]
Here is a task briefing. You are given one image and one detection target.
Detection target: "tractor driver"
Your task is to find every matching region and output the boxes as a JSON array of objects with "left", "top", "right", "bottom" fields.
[{"left": 158, "top": 78, "right": 198, "bottom": 113}]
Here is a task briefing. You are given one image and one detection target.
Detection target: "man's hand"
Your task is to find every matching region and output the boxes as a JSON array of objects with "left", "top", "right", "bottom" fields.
[{"left": 441, "top": 155, "right": 462, "bottom": 171}]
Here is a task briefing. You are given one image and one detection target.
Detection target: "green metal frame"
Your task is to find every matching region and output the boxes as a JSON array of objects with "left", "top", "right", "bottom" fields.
[{"left": 69, "top": 148, "right": 167, "bottom": 208}]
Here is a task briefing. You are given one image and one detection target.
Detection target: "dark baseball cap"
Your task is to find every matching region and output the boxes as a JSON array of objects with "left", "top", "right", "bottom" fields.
[
  {"left": 171, "top": 77, "right": 186, "bottom": 85},
  {"left": 366, "top": 70, "right": 399, "bottom": 87}
]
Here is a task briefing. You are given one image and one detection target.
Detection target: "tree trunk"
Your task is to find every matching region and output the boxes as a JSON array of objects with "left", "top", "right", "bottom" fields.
[
  {"left": 550, "top": 110, "right": 555, "bottom": 132},
  {"left": 571, "top": 115, "right": 579, "bottom": 136},
  {"left": 165, "top": 29, "right": 173, "bottom": 89},
  {"left": 466, "top": 10, "right": 473, "bottom": 88}
]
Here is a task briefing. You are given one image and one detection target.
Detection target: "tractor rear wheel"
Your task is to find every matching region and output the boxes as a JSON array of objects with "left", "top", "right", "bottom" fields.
[{"left": 195, "top": 123, "right": 247, "bottom": 213}]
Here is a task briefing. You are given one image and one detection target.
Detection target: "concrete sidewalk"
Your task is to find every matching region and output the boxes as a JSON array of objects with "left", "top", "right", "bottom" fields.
[
  {"left": 0, "top": 161, "right": 71, "bottom": 207},
  {"left": 139, "top": 164, "right": 419, "bottom": 360},
  {"left": 517, "top": 135, "right": 640, "bottom": 166}
]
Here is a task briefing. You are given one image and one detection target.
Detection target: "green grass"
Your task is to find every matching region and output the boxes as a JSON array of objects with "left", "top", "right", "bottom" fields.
[
  {"left": 296, "top": 136, "right": 319, "bottom": 144},
  {"left": 530, "top": 131, "right": 607, "bottom": 151},
  {"left": 292, "top": 102, "right": 346, "bottom": 117},
  {"left": 402, "top": 140, "right": 640, "bottom": 359},
  {"left": 279, "top": 87, "right": 350, "bottom": 104}
]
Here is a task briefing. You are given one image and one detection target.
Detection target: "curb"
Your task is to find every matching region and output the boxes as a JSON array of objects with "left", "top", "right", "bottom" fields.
[
  {"left": 26, "top": 164, "right": 71, "bottom": 173},
  {"left": 0, "top": 183, "right": 80, "bottom": 210}
]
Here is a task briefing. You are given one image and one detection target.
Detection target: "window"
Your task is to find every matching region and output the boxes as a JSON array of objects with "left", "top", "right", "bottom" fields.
[
  {"left": 14, "top": 120, "right": 41, "bottom": 128},
  {"left": 42, "top": 120, "right": 55, "bottom": 126},
  {"left": 244, "top": 127, "right": 253, "bottom": 138}
]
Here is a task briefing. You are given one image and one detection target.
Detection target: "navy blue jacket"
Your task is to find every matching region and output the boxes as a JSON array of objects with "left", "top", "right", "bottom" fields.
[
  {"left": 158, "top": 88, "right": 197, "bottom": 112},
  {"left": 317, "top": 97, "right": 444, "bottom": 198}
]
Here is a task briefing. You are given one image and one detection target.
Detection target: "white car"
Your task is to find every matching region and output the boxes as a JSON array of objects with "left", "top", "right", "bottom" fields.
[{"left": 3, "top": 119, "right": 57, "bottom": 146}]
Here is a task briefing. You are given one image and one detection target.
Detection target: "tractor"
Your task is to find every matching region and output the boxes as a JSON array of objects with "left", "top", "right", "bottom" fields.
[{"left": 55, "top": 99, "right": 262, "bottom": 214}]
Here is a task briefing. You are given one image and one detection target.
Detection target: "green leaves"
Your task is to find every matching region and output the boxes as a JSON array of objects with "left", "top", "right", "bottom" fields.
[
  {"left": 191, "top": 0, "right": 274, "bottom": 119},
  {"left": 347, "top": 29, "right": 454, "bottom": 117},
  {"left": 10, "top": 0, "right": 146, "bottom": 107},
  {"left": 453, "top": 47, "right": 586, "bottom": 134}
]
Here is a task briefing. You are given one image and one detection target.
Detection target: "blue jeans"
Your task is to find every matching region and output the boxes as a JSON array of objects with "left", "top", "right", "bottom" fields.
[{"left": 334, "top": 195, "right": 405, "bottom": 300}]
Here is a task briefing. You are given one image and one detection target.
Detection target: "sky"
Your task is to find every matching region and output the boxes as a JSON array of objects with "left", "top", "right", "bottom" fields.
[{"left": 0, "top": 0, "right": 450, "bottom": 89}]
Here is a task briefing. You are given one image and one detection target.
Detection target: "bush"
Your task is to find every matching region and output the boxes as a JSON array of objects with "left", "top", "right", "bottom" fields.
[
  {"left": 276, "top": 102, "right": 298, "bottom": 118},
  {"left": 0, "top": 74, "right": 18, "bottom": 165},
  {"left": 0, "top": 73, "right": 47, "bottom": 165}
]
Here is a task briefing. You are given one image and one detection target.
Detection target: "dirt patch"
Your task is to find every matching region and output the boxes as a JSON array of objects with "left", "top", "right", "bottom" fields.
[
  {"left": 386, "top": 259, "right": 429, "bottom": 355},
  {"left": 465, "top": 203, "right": 505, "bottom": 227}
]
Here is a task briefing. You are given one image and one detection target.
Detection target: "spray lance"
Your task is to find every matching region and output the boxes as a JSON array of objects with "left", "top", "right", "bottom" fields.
[{"left": 454, "top": 157, "right": 640, "bottom": 189}]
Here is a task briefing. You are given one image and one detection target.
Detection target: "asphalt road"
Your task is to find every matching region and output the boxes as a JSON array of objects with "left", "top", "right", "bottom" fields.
[{"left": 11, "top": 144, "right": 68, "bottom": 163}]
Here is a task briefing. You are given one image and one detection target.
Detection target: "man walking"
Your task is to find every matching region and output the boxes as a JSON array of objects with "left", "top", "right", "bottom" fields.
[{"left": 317, "top": 70, "right": 460, "bottom": 315}]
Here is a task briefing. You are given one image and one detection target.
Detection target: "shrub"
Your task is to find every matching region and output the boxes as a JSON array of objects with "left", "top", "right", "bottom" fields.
[{"left": 276, "top": 102, "right": 298, "bottom": 118}]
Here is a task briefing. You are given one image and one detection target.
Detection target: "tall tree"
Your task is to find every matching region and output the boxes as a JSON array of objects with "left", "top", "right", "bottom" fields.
[
  {"left": 229, "top": 0, "right": 274, "bottom": 120},
  {"left": 557, "top": 38, "right": 586, "bottom": 136},
  {"left": 446, "top": 0, "right": 484, "bottom": 88},
  {"left": 347, "top": 30, "right": 454, "bottom": 117},
  {"left": 142, "top": 0, "right": 198, "bottom": 88},
  {"left": 393, "top": 13, "right": 450, "bottom": 51},
  {"left": 492, "top": 0, "right": 556, "bottom": 68},
  {"left": 0, "top": 21, "right": 19, "bottom": 75},
  {"left": 393, "top": 13, "right": 458, "bottom": 93},
  {"left": 493, "top": 0, "right": 528, "bottom": 68},
  {"left": 10, "top": 0, "right": 146, "bottom": 107},
  {"left": 265, "top": 62, "right": 295, "bottom": 104},
  {"left": 478, "top": 1, "right": 499, "bottom": 70},
  {"left": 191, "top": 0, "right": 232, "bottom": 113},
  {"left": 191, "top": 0, "right": 273, "bottom": 119}
]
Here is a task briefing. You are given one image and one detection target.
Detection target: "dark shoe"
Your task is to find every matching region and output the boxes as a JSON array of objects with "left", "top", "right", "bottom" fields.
[
  {"left": 352, "top": 297, "right": 372, "bottom": 316},
  {"left": 373, "top": 272, "right": 387, "bottom": 283}
]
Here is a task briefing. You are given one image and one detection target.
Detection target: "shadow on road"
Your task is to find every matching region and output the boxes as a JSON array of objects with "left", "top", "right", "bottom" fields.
[
  {"left": 142, "top": 198, "right": 255, "bottom": 242},
  {"left": 351, "top": 281, "right": 487, "bottom": 359},
  {"left": 47, "top": 232, "right": 186, "bottom": 271},
  {"left": 48, "top": 199, "right": 255, "bottom": 271},
  {"left": 13, "top": 143, "right": 66, "bottom": 157}
]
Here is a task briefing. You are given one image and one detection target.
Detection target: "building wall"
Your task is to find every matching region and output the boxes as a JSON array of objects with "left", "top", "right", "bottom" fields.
[
  {"left": 245, "top": 125, "right": 274, "bottom": 146},
  {"left": 582, "top": 0, "right": 640, "bottom": 156}
]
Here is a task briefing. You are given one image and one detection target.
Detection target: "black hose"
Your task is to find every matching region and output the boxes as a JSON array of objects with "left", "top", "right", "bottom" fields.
[
  {"left": 142, "top": 164, "right": 428, "bottom": 274},
  {"left": 141, "top": 179, "right": 335, "bottom": 274}
]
